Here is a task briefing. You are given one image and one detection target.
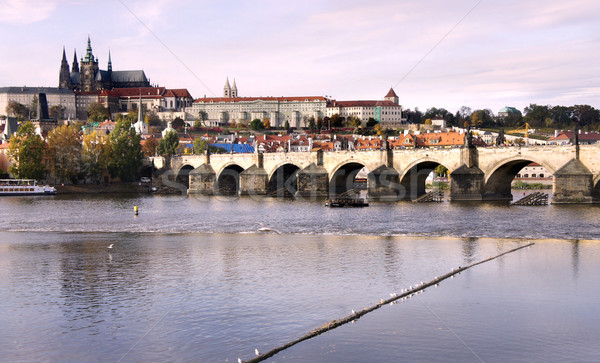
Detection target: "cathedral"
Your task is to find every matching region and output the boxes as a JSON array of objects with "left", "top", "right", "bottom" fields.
[{"left": 59, "top": 35, "right": 151, "bottom": 92}]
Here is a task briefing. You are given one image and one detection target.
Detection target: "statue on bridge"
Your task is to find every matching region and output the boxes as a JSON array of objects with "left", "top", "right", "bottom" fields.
[
  {"left": 496, "top": 129, "right": 505, "bottom": 146},
  {"left": 464, "top": 127, "right": 474, "bottom": 148}
]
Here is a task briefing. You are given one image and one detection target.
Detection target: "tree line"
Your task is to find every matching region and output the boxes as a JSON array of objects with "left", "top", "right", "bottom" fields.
[
  {"left": 8, "top": 119, "right": 143, "bottom": 183},
  {"left": 404, "top": 104, "right": 600, "bottom": 131}
]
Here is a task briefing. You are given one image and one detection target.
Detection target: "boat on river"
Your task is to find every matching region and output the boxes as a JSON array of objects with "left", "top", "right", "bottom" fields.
[
  {"left": 325, "top": 197, "right": 369, "bottom": 208},
  {"left": 0, "top": 179, "right": 57, "bottom": 196}
]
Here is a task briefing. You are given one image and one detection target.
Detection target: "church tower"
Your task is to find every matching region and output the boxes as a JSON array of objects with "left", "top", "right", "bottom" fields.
[
  {"left": 231, "top": 79, "right": 238, "bottom": 98},
  {"left": 224, "top": 77, "right": 232, "bottom": 97},
  {"left": 80, "top": 35, "right": 99, "bottom": 91},
  {"left": 71, "top": 49, "right": 79, "bottom": 73},
  {"left": 384, "top": 87, "right": 399, "bottom": 105},
  {"left": 59, "top": 47, "right": 72, "bottom": 89}
]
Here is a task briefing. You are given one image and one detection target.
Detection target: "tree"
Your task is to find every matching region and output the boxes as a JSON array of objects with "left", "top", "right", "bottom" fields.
[
  {"left": 5, "top": 101, "right": 29, "bottom": 120},
  {"left": 7, "top": 121, "right": 47, "bottom": 180},
  {"left": 366, "top": 118, "right": 378, "bottom": 127},
  {"left": 108, "top": 119, "right": 143, "bottom": 182},
  {"left": 435, "top": 164, "right": 448, "bottom": 177},
  {"left": 29, "top": 95, "right": 38, "bottom": 120},
  {"left": 263, "top": 118, "right": 271, "bottom": 130},
  {"left": 87, "top": 102, "right": 110, "bottom": 123},
  {"left": 317, "top": 117, "right": 323, "bottom": 130},
  {"left": 250, "top": 119, "right": 264, "bottom": 130},
  {"left": 308, "top": 116, "right": 316, "bottom": 131},
  {"left": 49, "top": 105, "right": 66, "bottom": 120},
  {"left": 46, "top": 124, "right": 81, "bottom": 183},
  {"left": 193, "top": 138, "right": 209, "bottom": 154},
  {"left": 424, "top": 118, "right": 432, "bottom": 125},
  {"left": 82, "top": 131, "right": 111, "bottom": 182},
  {"left": 284, "top": 120, "right": 290, "bottom": 130},
  {"left": 145, "top": 110, "right": 161, "bottom": 126},
  {"left": 142, "top": 137, "right": 158, "bottom": 157},
  {"left": 172, "top": 117, "right": 185, "bottom": 130},
  {"left": 158, "top": 130, "right": 179, "bottom": 156},
  {"left": 523, "top": 104, "right": 550, "bottom": 128},
  {"left": 330, "top": 114, "right": 343, "bottom": 128}
]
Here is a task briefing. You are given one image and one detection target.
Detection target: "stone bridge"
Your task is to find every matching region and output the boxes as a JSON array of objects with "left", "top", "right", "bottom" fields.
[{"left": 146, "top": 144, "right": 600, "bottom": 203}]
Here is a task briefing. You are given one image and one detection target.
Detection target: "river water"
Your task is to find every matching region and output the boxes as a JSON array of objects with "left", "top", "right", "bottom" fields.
[{"left": 1, "top": 193, "right": 599, "bottom": 362}]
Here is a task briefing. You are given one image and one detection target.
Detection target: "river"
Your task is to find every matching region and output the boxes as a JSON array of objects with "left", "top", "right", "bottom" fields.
[{"left": 1, "top": 193, "right": 599, "bottom": 362}]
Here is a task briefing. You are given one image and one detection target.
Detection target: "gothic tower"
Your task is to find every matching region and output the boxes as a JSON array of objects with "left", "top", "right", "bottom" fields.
[
  {"left": 59, "top": 47, "right": 72, "bottom": 89},
  {"left": 80, "top": 35, "right": 99, "bottom": 91},
  {"left": 224, "top": 77, "right": 231, "bottom": 97},
  {"left": 71, "top": 49, "right": 79, "bottom": 73},
  {"left": 231, "top": 78, "right": 238, "bottom": 98}
]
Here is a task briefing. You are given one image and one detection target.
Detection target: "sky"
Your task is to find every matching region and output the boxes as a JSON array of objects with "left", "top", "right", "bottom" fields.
[{"left": 1, "top": 0, "right": 599, "bottom": 114}]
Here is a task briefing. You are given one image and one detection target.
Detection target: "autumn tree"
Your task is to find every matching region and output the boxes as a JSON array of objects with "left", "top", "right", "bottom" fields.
[
  {"left": 142, "top": 137, "right": 158, "bottom": 157},
  {"left": 46, "top": 124, "right": 82, "bottom": 183},
  {"left": 263, "top": 118, "right": 271, "bottom": 130},
  {"left": 108, "top": 119, "right": 143, "bottom": 182},
  {"left": 82, "top": 131, "right": 111, "bottom": 183},
  {"left": 7, "top": 121, "right": 47, "bottom": 180},
  {"left": 158, "top": 130, "right": 179, "bottom": 156}
]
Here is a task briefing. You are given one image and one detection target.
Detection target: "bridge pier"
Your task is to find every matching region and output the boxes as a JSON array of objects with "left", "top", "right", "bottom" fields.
[
  {"left": 367, "top": 165, "right": 400, "bottom": 201},
  {"left": 552, "top": 159, "right": 594, "bottom": 203},
  {"left": 449, "top": 141, "right": 484, "bottom": 201},
  {"left": 296, "top": 163, "right": 329, "bottom": 199},
  {"left": 188, "top": 164, "right": 216, "bottom": 195},
  {"left": 239, "top": 153, "right": 268, "bottom": 195}
]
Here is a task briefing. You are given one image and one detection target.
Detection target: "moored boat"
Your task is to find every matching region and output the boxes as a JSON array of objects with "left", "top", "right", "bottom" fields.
[
  {"left": 325, "top": 197, "right": 369, "bottom": 208},
  {"left": 0, "top": 179, "right": 57, "bottom": 196}
]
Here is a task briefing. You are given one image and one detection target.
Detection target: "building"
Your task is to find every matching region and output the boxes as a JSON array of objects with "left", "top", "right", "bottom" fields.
[
  {"left": 325, "top": 88, "right": 405, "bottom": 128},
  {"left": 0, "top": 86, "right": 76, "bottom": 120},
  {"left": 59, "top": 35, "right": 151, "bottom": 92},
  {"left": 547, "top": 130, "right": 600, "bottom": 145},
  {"left": 187, "top": 79, "right": 327, "bottom": 127}
]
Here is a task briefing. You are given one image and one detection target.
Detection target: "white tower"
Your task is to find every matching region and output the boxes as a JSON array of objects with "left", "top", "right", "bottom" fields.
[{"left": 224, "top": 77, "right": 231, "bottom": 98}]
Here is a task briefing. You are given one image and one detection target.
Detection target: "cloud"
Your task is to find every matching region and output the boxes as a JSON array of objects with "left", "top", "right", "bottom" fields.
[{"left": 0, "top": 0, "right": 60, "bottom": 24}]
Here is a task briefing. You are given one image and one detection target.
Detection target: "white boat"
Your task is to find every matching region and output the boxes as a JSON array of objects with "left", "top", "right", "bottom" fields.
[{"left": 0, "top": 179, "right": 57, "bottom": 196}]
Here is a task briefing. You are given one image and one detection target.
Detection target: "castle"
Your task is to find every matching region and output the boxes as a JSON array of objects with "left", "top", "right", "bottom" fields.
[{"left": 59, "top": 35, "right": 151, "bottom": 91}]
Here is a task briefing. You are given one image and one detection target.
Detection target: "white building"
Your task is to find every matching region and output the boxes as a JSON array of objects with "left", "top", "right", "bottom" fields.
[
  {"left": 326, "top": 88, "right": 405, "bottom": 128},
  {"left": 0, "top": 87, "right": 76, "bottom": 120}
]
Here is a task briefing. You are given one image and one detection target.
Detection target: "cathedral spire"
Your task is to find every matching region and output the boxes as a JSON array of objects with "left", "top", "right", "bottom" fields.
[
  {"left": 107, "top": 50, "right": 112, "bottom": 72},
  {"left": 61, "top": 46, "right": 67, "bottom": 62},
  {"left": 83, "top": 34, "right": 95, "bottom": 62},
  {"left": 231, "top": 78, "right": 238, "bottom": 98},
  {"left": 72, "top": 49, "right": 79, "bottom": 73},
  {"left": 59, "top": 46, "right": 71, "bottom": 89}
]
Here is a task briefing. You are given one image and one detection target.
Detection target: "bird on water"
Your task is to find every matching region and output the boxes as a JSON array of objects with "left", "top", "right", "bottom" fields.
[
  {"left": 255, "top": 348, "right": 260, "bottom": 356},
  {"left": 108, "top": 244, "right": 114, "bottom": 249}
]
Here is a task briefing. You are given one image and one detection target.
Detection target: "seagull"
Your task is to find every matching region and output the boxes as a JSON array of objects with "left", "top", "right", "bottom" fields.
[
  {"left": 390, "top": 292, "right": 397, "bottom": 297},
  {"left": 256, "top": 222, "right": 282, "bottom": 234},
  {"left": 238, "top": 358, "right": 243, "bottom": 363},
  {"left": 351, "top": 309, "right": 356, "bottom": 315},
  {"left": 108, "top": 244, "right": 114, "bottom": 249},
  {"left": 255, "top": 348, "right": 260, "bottom": 356}
]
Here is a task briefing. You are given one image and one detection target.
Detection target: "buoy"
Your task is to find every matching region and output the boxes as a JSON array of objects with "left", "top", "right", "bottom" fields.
[{"left": 134, "top": 206, "right": 139, "bottom": 215}]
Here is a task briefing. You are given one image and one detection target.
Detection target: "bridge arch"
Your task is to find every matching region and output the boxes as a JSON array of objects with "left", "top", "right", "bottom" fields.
[
  {"left": 175, "top": 164, "right": 195, "bottom": 188},
  {"left": 399, "top": 157, "right": 449, "bottom": 200},
  {"left": 267, "top": 162, "right": 301, "bottom": 197},
  {"left": 329, "top": 161, "right": 368, "bottom": 196},
  {"left": 483, "top": 157, "right": 555, "bottom": 200},
  {"left": 216, "top": 163, "right": 244, "bottom": 195}
]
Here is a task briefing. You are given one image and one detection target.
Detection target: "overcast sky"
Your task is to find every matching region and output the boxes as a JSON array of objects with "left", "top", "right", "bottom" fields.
[{"left": 1, "top": 0, "right": 599, "bottom": 114}]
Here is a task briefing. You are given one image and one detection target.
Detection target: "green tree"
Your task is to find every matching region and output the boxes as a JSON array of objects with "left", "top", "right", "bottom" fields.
[
  {"left": 250, "top": 119, "right": 264, "bottom": 130},
  {"left": 172, "top": 117, "right": 185, "bottom": 130},
  {"left": 108, "top": 119, "right": 143, "bottom": 182},
  {"left": 308, "top": 116, "right": 316, "bottom": 131},
  {"left": 316, "top": 117, "right": 323, "bottom": 130},
  {"left": 5, "top": 101, "right": 29, "bottom": 120},
  {"left": 158, "top": 130, "right": 179, "bottom": 156},
  {"left": 7, "top": 121, "right": 47, "bottom": 180},
  {"left": 46, "top": 124, "right": 81, "bottom": 183},
  {"left": 435, "top": 164, "right": 448, "bottom": 177},
  {"left": 87, "top": 102, "right": 110, "bottom": 123},
  {"left": 193, "top": 138, "right": 209, "bottom": 154},
  {"left": 366, "top": 118, "right": 378, "bottom": 127},
  {"left": 330, "top": 114, "right": 343, "bottom": 128},
  {"left": 145, "top": 110, "right": 161, "bottom": 126},
  {"left": 284, "top": 120, "right": 290, "bottom": 130},
  {"left": 82, "top": 131, "right": 111, "bottom": 182},
  {"left": 29, "top": 95, "right": 38, "bottom": 120}
]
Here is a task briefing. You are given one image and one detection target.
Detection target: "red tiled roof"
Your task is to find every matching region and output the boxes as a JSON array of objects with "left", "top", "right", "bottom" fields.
[
  {"left": 385, "top": 88, "right": 398, "bottom": 98},
  {"left": 194, "top": 96, "right": 327, "bottom": 103},
  {"left": 548, "top": 131, "right": 600, "bottom": 141},
  {"left": 329, "top": 100, "right": 399, "bottom": 107}
]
